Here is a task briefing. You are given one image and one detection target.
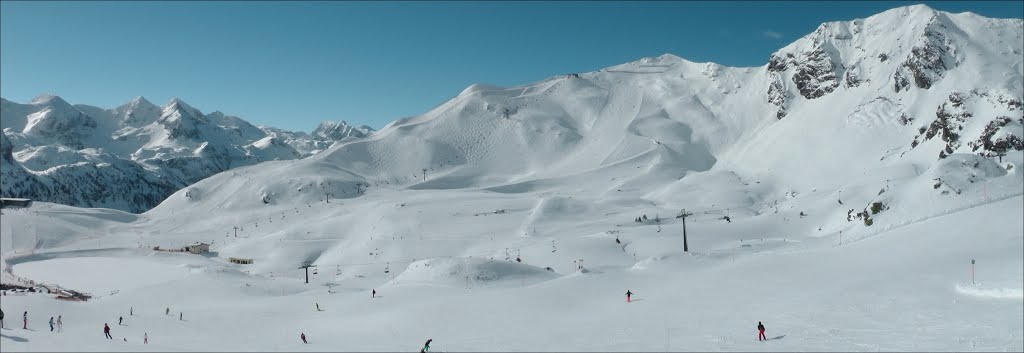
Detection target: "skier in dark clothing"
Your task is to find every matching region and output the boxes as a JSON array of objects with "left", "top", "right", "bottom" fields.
[
  {"left": 626, "top": 290, "right": 633, "bottom": 303},
  {"left": 301, "top": 332, "right": 307, "bottom": 344},
  {"left": 166, "top": 307, "right": 169, "bottom": 316},
  {"left": 119, "top": 316, "right": 123, "bottom": 325},
  {"left": 0, "top": 308, "right": 4, "bottom": 329},
  {"left": 23, "top": 311, "right": 27, "bottom": 329},
  {"left": 757, "top": 321, "right": 766, "bottom": 341},
  {"left": 372, "top": 289, "right": 376, "bottom": 298},
  {"left": 616, "top": 237, "right": 621, "bottom": 244},
  {"left": 420, "top": 338, "right": 432, "bottom": 353},
  {"left": 104, "top": 323, "right": 112, "bottom": 339},
  {"left": 49, "top": 316, "right": 54, "bottom": 331}
]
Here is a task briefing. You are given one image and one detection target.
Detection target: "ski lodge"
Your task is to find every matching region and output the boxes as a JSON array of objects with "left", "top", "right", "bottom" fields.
[{"left": 185, "top": 242, "right": 210, "bottom": 254}]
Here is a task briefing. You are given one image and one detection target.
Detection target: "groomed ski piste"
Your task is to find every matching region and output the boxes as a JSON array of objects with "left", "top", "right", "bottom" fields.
[{"left": 1, "top": 5, "right": 1022, "bottom": 352}]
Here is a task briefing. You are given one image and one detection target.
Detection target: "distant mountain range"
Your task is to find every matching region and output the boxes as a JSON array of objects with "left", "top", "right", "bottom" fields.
[{"left": 1, "top": 95, "right": 373, "bottom": 212}]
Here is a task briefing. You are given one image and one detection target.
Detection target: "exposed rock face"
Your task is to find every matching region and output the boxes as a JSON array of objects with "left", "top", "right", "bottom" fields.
[
  {"left": 893, "top": 16, "right": 957, "bottom": 92},
  {"left": 767, "top": 71, "right": 789, "bottom": 120},
  {"left": 969, "top": 116, "right": 1024, "bottom": 156},
  {"left": 791, "top": 46, "right": 841, "bottom": 99},
  {"left": 911, "top": 91, "right": 1023, "bottom": 159}
]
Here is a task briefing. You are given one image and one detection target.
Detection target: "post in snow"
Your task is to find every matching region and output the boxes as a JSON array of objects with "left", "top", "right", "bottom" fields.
[{"left": 971, "top": 259, "right": 976, "bottom": 285}]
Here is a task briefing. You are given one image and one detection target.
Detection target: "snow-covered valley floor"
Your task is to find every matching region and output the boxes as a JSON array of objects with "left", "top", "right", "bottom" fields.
[{"left": 1, "top": 189, "right": 1020, "bottom": 352}]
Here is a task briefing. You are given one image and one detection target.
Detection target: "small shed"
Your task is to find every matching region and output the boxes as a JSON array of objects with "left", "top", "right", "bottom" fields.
[
  {"left": 185, "top": 242, "right": 210, "bottom": 254},
  {"left": 0, "top": 198, "right": 33, "bottom": 209}
]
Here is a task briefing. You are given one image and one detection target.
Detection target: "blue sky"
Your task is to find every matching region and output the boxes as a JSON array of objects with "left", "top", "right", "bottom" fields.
[{"left": 2, "top": 1, "right": 1021, "bottom": 132}]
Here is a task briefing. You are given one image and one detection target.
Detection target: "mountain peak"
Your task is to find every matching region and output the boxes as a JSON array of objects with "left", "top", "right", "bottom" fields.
[
  {"left": 162, "top": 98, "right": 203, "bottom": 116},
  {"left": 166, "top": 97, "right": 188, "bottom": 108},
  {"left": 311, "top": 120, "right": 373, "bottom": 141},
  {"left": 30, "top": 93, "right": 68, "bottom": 106},
  {"left": 897, "top": 3, "right": 937, "bottom": 17},
  {"left": 128, "top": 96, "right": 155, "bottom": 107}
]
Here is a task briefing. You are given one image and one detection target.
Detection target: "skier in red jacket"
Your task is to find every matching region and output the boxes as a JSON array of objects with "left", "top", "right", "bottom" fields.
[
  {"left": 757, "top": 321, "right": 766, "bottom": 341},
  {"left": 104, "top": 323, "right": 113, "bottom": 339}
]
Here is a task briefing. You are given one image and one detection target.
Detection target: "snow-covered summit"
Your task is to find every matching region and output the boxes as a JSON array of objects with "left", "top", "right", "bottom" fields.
[{"left": 311, "top": 120, "right": 374, "bottom": 141}]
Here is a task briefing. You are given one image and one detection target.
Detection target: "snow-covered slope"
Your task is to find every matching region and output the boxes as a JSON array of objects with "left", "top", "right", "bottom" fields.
[
  {"left": 0, "top": 5, "right": 1021, "bottom": 352},
  {"left": 1, "top": 96, "right": 375, "bottom": 212},
  {"left": 150, "top": 5, "right": 1021, "bottom": 218}
]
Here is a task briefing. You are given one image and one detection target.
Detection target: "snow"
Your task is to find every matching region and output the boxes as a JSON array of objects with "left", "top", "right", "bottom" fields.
[
  {"left": 0, "top": 192, "right": 1020, "bottom": 351},
  {"left": 956, "top": 284, "right": 1024, "bottom": 300},
  {"left": 13, "top": 257, "right": 189, "bottom": 295},
  {"left": 0, "top": 4, "right": 1022, "bottom": 352}
]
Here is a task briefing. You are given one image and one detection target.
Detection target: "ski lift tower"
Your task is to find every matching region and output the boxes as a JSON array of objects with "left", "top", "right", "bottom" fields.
[
  {"left": 299, "top": 262, "right": 317, "bottom": 284},
  {"left": 676, "top": 209, "right": 693, "bottom": 252}
]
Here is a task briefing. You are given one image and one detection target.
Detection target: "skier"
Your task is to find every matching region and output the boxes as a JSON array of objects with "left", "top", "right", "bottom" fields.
[
  {"left": 104, "top": 323, "right": 112, "bottom": 339},
  {"left": 616, "top": 236, "right": 621, "bottom": 244},
  {"left": 166, "top": 307, "right": 169, "bottom": 316},
  {"left": 420, "top": 338, "right": 432, "bottom": 353},
  {"left": 49, "top": 316, "right": 54, "bottom": 331},
  {"left": 144, "top": 332, "right": 148, "bottom": 344},
  {"left": 316, "top": 303, "right": 321, "bottom": 311},
  {"left": 372, "top": 289, "right": 376, "bottom": 298},
  {"left": 516, "top": 255, "right": 522, "bottom": 263},
  {"left": 179, "top": 312, "right": 182, "bottom": 321},
  {"left": 130, "top": 307, "right": 133, "bottom": 316},
  {"left": 626, "top": 290, "right": 633, "bottom": 303},
  {"left": 0, "top": 307, "right": 4, "bottom": 329},
  {"left": 301, "top": 332, "right": 308, "bottom": 344},
  {"left": 23, "top": 311, "right": 27, "bottom": 329},
  {"left": 57, "top": 315, "right": 62, "bottom": 332},
  {"left": 757, "top": 321, "right": 766, "bottom": 341},
  {"left": 119, "top": 316, "right": 123, "bottom": 325}
]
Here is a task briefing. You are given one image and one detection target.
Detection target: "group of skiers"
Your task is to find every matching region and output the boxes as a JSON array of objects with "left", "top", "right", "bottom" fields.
[
  {"left": 1, "top": 292, "right": 769, "bottom": 348},
  {"left": 3, "top": 306, "right": 156, "bottom": 341},
  {"left": 101, "top": 322, "right": 148, "bottom": 343},
  {"left": 98, "top": 308, "right": 164, "bottom": 343},
  {"left": 4, "top": 309, "right": 63, "bottom": 332},
  {"left": 50, "top": 315, "right": 63, "bottom": 332}
]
